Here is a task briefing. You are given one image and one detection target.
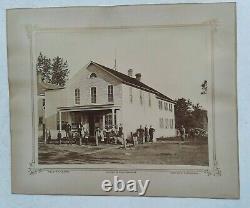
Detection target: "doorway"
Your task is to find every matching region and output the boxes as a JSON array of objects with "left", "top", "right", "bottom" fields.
[{"left": 88, "top": 113, "right": 95, "bottom": 137}]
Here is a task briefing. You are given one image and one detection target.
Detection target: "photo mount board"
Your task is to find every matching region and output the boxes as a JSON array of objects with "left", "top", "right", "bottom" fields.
[{"left": 8, "top": 3, "right": 239, "bottom": 198}]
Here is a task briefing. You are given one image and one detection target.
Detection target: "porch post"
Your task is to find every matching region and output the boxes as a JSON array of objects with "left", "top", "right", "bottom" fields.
[
  {"left": 59, "top": 111, "right": 62, "bottom": 131},
  {"left": 112, "top": 108, "right": 115, "bottom": 127},
  {"left": 102, "top": 114, "right": 105, "bottom": 130}
]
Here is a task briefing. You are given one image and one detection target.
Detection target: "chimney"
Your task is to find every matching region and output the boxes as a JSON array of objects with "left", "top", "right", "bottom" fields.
[
  {"left": 128, "top": 69, "right": 133, "bottom": 77},
  {"left": 135, "top": 73, "right": 142, "bottom": 82}
]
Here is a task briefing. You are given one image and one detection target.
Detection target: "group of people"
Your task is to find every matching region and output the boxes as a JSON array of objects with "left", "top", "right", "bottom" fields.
[
  {"left": 57, "top": 122, "right": 90, "bottom": 145},
  {"left": 177, "top": 125, "right": 201, "bottom": 142},
  {"left": 94, "top": 124, "right": 124, "bottom": 146},
  {"left": 56, "top": 122, "right": 156, "bottom": 147},
  {"left": 131, "top": 125, "right": 155, "bottom": 146}
]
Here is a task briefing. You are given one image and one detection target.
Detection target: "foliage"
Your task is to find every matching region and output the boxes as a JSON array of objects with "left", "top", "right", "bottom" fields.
[
  {"left": 36, "top": 53, "right": 51, "bottom": 83},
  {"left": 201, "top": 80, "right": 208, "bottom": 95},
  {"left": 36, "top": 52, "right": 70, "bottom": 87},
  {"left": 174, "top": 98, "right": 208, "bottom": 131}
]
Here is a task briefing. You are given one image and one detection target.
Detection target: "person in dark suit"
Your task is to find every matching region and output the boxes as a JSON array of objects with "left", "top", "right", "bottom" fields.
[
  {"left": 137, "top": 125, "right": 144, "bottom": 144},
  {"left": 65, "top": 122, "right": 70, "bottom": 139},
  {"left": 144, "top": 125, "right": 149, "bottom": 142},
  {"left": 149, "top": 125, "right": 155, "bottom": 142}
]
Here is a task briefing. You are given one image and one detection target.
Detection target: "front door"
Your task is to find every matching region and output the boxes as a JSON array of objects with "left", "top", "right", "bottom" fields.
[{"left": 88, "top": 113, "right": 95, "bottom": 137}]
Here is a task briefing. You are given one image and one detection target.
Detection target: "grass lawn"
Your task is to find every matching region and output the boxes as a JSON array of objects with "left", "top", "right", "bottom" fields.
[{"left": 38, "top": 137, "right": 208, "bottom": 166}]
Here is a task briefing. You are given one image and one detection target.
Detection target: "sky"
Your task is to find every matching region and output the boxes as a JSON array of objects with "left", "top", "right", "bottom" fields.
[{"left": 35, "top": 25, "right": 210, "bottom": 109}]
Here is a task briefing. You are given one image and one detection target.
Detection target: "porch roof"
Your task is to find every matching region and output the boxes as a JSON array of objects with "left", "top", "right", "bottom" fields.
[{"left": 57, "top": 104, "right": 120, "bottom": 112}]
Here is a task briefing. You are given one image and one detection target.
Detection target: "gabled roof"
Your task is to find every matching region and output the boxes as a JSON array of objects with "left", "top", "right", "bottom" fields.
[
  {"left": 90, "top": 61, "right": 175, "bottom": 103},
  {"left": 37, "top": 77, "right": 64, "bottom": 96}
]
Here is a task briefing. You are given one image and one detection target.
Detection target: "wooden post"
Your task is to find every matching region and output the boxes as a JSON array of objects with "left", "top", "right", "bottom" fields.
[
  {"left": 59, "top": 111, "right": 62, "bottom": 144},
  {"left": 59, "top": 111, "right": 62, "bottom": 131},
  {"left": 102, "top": 114, "right": 105, "bottom": 130},
  {"left": 111, "top": 108, "right": 115, "bottom": 127}
]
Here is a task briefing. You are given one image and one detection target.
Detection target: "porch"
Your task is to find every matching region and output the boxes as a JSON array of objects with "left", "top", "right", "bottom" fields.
[{"left": 57, "top": 104, "right": 121, "bottom": 138}]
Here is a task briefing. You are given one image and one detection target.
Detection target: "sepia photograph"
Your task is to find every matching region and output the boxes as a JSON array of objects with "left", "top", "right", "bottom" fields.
[
  {"left": 36, "top": 25, "right": 209, "bottom": 165},
  {"left": 7, "top": 3, "right": 239, "bottom": 197}
]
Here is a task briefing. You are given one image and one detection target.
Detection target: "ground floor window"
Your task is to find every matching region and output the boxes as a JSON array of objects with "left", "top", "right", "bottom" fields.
[
  {"left": 165, "top": 118, "right": 169, "bottom": 129},
  {"left": 170, "top": 118, "right": 174, "bottom": 129},
  {"left": 105, "top": 112, "right": 117, "bottom": 129}
]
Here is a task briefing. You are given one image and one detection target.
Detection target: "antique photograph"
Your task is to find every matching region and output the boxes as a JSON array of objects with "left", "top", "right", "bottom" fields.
[
  {"left": 36, "top": 24, "right": 209, "bottom": 165},
  {"left": 8, "top": 3, "right": 239, "bottom": 197}
]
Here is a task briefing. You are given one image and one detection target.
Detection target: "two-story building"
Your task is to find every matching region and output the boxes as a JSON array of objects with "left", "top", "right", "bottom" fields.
[{"left": 44, "top": 61, "right": 176, "bottom": 140}]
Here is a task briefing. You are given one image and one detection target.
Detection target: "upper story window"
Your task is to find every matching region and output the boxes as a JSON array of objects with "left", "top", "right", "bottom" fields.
[
  {"left": 75, "top": 88, "right": 80, "bottom": 105},
  {"left": 158, "top": 100, "right": 163, "bottom": 110},
  {"left": 89, "top": 73, "right": 97, "bottom": 79},
  {"left": 148, "top": 93, "right": 151, "bottom": 107},
  {"left": 108, "top": 85, "right": 114, "bottom": 102},
  {"left": 164, "top": 102, "right": 168, "bottom": 111},
  {"left": 90, "top": 87, "right": 96, "bottom": 103},
  {"left": 169, "top": 103, "right": 173, "bottom": 112},
  {"left": 140, "top": 90, "right": 143, "bottom": 105}
]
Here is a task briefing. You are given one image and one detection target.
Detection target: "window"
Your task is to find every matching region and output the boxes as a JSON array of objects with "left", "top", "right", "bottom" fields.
[
  {"left": 169, "top": 103, "right": 173, "bottom": 112},
  {"left": 165, "top": 118, "right": 169, "bottom": 129},
  {"left": 159, "top": 100, "right": 163, "bottom": 110},
  {"left": 129, "top": 87, "right": 133, "bottom": 103},
  {"left": 164, "top": 102, "right": 168, "bottom": 111},
  {"left": 148, "top": 93, "right": 151, "bottom": 107},
  {"left": 90, "top": 87, "right": 96, "bottom": 103},
  {"left": 75, "top": 88, "right": 80, "bottom": 104},
  {"left": 169, "top": 119, "right": 174, "bottom": 129},
  {"left": 159, "top": 118, "right": 164, "bottom": 128},
  {"left": 105, "top": 114, "right": 112, "bottom": 129},
  {"left": 105, "top": 112, "right": 116, "bottom": 129},
  {"left": 140, "top": 90, "right": 143, "bottom": 105},
  {"left": 89, "top": 73, "right": 97, "bottom": 79},
  {"left": 108, "top": 85, "right": 114, "bottom": 102}
]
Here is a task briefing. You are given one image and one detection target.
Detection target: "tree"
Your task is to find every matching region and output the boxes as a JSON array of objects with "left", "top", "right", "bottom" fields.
[
  {"left": 36, "top": 52, "right": 70, "bottom": 87},
  {"left": 192, "top": 103, "right": 207, "bottom": 129},
  {"left": 174, "top": 98, "right": 208, "bottom": 131},
  {"left": 201, "top": 80, "right": 208, "bottom": 95},
  {"left": 51, "top": 56, "right": 69, "bottom": 87},
  {"left": 36, "top": 53, "right": 51, "bottom": 83},
  {"left": 174, "top": 98, "right": 193, "bottom": 129}
]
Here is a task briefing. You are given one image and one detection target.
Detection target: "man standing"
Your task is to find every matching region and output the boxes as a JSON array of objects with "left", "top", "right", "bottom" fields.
[
  {"left": 137, "top": 125, "right": 144, "bottom": 144},
  {"left": 57, "top": 130, "right": 62, "bottom": 144},
  {"left": 83, "top": 127, "right": 89, "bottom": 145},
  {"left": 118, "top": 124, "right": 126, "bottom": 149},
  {"left": 132, "top": 131, "right": 138, "bottom": 146},
  {"left": 78, "top": 122, "right": 83, "bottom": 138},
  {"left": 112, "top": 125, "right": 118, "bottom": 144},
  {"left": 144, "top": 125, "right": 149, "bottom": 143},
  {"left": 65, "top": 122, "right": 69, "bottom": 139},
  {"left": 95, "top": 127, "right": 100, "bottom": 146},
  {"left": 149, "top": 125, "right": 155, "bottom": 143},
  {"left": 180, "top": 125, "right": 186, "bottom": 141}
]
